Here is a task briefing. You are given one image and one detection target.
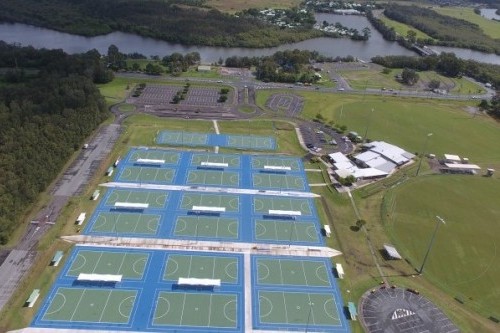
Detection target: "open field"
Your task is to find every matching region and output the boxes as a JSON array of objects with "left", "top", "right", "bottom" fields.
[
  {"left": 338, "top": 67, "right": 485, "bottom": 94},
  {"left": 378, "top": 13, "right": 433, "bottom": 40},
  {"left": 433, "top": 7, "right": 500, "bottom": 39},
  {"left": 385, "top": 175, "right": 500, "bottom": 317},
  {"left": 257, "top": 90, "right": 500, "bottom": 172},
  {"left": 206, "top": 0, "right": 301, "bottom": 13}
]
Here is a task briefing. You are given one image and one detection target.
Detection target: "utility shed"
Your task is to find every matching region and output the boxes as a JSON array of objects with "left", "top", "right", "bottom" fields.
[
  {"left": 51, "top": 251, "right": 64, "bottom": 267},
  {"left": 384, "top": 244, "right": 402, "bottom": 260}
]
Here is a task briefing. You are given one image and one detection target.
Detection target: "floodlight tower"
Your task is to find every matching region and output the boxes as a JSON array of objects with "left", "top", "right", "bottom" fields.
[
  {"left": 363, "top": 108, "right": 374, "bottom": 143},
  {"left": 415, "top": 133, "right": 433, "bottom": 176},
  {"left": 419, "top": 215, "right": 446, "bottom": 274}
]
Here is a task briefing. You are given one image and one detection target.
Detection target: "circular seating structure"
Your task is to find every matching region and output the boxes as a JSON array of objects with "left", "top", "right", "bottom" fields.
[{"left": 359, "top": 286, "right": 459, "bottom": 333}]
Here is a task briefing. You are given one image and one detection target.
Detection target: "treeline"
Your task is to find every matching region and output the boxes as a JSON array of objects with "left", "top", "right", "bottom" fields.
[
  {"left": 0, "top": 42, "right": 109, "bottom": 243},
  {"left": 0, "top": 0, "right": 322, "bottom": 48},
  {"left": 383, "top": 4, "right": 500, "bottom": 55},
  {"left": 372, "top": 53, "right": 500, "bottom": 88}
]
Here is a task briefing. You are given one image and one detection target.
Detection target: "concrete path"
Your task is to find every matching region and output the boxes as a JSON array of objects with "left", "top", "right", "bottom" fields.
[
  {"left": 212, "top": 120, "right": 220, "bottom": 153},
  {"left": 100, "top": 182, "right": 320, "bottom": 198},
  {"left": 243, "top": 253, "right": 253, "bottom": 332}
]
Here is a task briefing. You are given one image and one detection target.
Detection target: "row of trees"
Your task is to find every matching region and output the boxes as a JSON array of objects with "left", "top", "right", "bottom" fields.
[
  {"left": 0, "top": 42, "right": 109, "bottom": 243},
  {"left": 383, "top": 4, "right": 500, "bottom": 55},
  {"left": 0, "top": 0, "right": 321, "bottom": 48}
]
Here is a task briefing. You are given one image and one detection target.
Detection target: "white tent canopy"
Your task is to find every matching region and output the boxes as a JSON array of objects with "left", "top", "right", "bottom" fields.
[
  {"left": 77, "top": 273, "right": 122, "bottom": 282},
  {"left": 192, "top": 206, "right": 226, "bottom": 212},
  {"left": 178, "top": 278, "right": 221, "bottom": 287},
  {"left": 115, "top": 202, "right": 149, "bottom": 209},
  {"left": 268, "top": 210, "right": 301, "bottom": 216},
  {"left": 264, "top": 165, "right": 291, "bottom": 171},
  {"left": 384, "top": 244, "right": 402, "bottom": 260},
  {"left": 201, "top": 162, "right": 228, "bottom": 167},
  {"left": 136, "top": 158, "right": 165, "bottom": 165}
]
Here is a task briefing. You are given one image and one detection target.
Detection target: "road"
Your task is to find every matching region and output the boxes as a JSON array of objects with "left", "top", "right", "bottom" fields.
[{"left": 0, "top": 110, "right": 124, "bottom": 313}]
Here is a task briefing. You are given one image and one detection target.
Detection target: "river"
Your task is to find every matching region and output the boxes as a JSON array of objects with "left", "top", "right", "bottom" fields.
[
  {"left": 480, "top": 8, "right": 500, "bottom": 20},
  {"left": 1, "top": 13, "right": 500, "bottom": 65}
]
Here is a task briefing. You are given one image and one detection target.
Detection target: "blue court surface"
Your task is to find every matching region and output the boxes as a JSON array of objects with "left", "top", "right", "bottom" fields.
[
  {"left": 84, "top": 188, "right": 324, "bottom": 246},
  {"left": 32, "top": 246, "right": 244, "bottom": 333},
  {"left": 114, "top": 148, "right": 309, "bottom": 192},
  {"left": 156, "top": 130, "right": 276, "bottom": 150},
  {"left": 252, "top": 255, "right": 350, "bottom": 332}
]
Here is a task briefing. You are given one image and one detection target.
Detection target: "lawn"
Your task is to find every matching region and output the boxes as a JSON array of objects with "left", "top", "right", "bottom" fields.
[
  {"left": 206, "top": 0, "right": 301, "bottom": 13},
  {"left": 338, "top": 67, "right": 485, "bottom": 94},
  {"left": 378, "top": 13, "right": 433, "bottom": 40},
  {"left": 433, "top": 7, "right": 500, "bottom": 39},
  {"left": 257, "top": 90, "right": 500, "bottom": 170},
  {"left": 385, "top": 175, "right": 500, "bottom": 317}
]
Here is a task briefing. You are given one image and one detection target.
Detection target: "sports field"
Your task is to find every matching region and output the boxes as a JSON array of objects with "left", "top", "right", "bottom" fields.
[
  {"left": 180, "top": 193, "right": 240, "bottom": 212},
  {"left": 118, "top": 166, "right": 175, "bottom": 183},
  {"left": 164, "top": 254, "right": 238, "bottom": 284},
  {"left": 153, "top": 291, "right": 238, "bottom": 328},
  {"left": 256, "top": 258, "right": 331, "bottom": 287},
  {"left": 191, "top": 153, "right": 240, "bottom": 168},
  {"left": 385, "top": 176, "right": 500, "bottom": 314},
  {"left": 253, "top": 173, "right": 306, "bottom": 190},
  {"left": 156, "top": 130, "right": 209, "bottom": 146},
  {"left": 251, "top": 156, "right": 301, "bottom": 171},
  {"left": 253, "top": 197, "right": 313, "bottom": 216},
  {"left": 105, "top": 189, "right": 168, "bottom": 209},
  {"left": 42, "top": 288, "right": 137, "bottom": 324},
  {"left": 174, "top": 216, "right": 239, "bottom": 240},
  {"left": 66, "top": 250, "right": 148, "bottom": 280},
  {"left": 88, "top": 212, "right": 160, "bottom": 235},
  {"left": 257, "top": 291, "right": 341, "bottom": 327},
  {"left": 186, "top": 170, "right": 239, "bottom": 187},
  {"left": 255, "top": 220, "right": 319, "bottom": 243},
  {"left": 128, "top": 149, "right": 180, "bottom": 165}
]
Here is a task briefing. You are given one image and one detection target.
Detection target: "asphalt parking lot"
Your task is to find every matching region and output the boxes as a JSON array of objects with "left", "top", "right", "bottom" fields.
[{"left": 299, "top": 122, "right": 353, "bottom": 155}]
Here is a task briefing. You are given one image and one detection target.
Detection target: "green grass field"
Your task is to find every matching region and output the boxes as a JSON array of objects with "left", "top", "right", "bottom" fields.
[
  {"left": 257, "top": 90, "right": 500, "bottom": 172},
  {"left": 433, "top": 7, "right": 500, "bottom": 39},
  {"left": 385, "top": 175, "right": 500, "bottom": 316},
  {"left": 338, "top": 67, "right": 485, "bottom": 94},
  {"left": 378, "top": 13, "right": 433, "bottom": 40}
]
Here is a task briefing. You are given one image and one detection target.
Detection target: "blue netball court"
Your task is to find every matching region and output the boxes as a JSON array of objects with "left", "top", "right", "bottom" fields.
[{"left": 156, "top": 130, "right": 276, "bottom": 150}]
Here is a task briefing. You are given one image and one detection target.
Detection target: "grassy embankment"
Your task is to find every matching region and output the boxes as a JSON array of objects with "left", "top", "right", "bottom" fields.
[
  {"left": 256, "top": 89, "right": 500, "bottom": 331},
  {"left": 433, "top": 7, "right": 500, "bottom": 39},
  {"left": 337, "top": 67, "right": 486, "bottom": 94},
  {"left": 378, "top": 13, "right": 433, "bottom": 40},
  {"left": 206, "top": 0, "right": 302, "bottom": 13}
]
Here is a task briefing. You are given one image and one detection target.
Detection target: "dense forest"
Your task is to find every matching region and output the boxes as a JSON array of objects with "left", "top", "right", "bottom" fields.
[
  {"left": 0, "top": 0, "right": 321, "bottom": 48},
  {"left": 0, "top": 43, "right": 110, "bottom": 243},
  {"left": 383, "top": 4, "right": 500, "bottom": 55}
]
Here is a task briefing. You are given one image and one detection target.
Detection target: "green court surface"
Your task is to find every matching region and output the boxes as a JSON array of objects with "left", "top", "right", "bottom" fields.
[
  {"left": 253, "top": 174, "right": 305, "bottom": 190},
  {"left": 255, "top": 220, "right": 319, "bottom": 243},
  {"left": 158, "top": 131, "right": 209, "bottom": 145},
  {"left": 258, "top": 291, "right": 340, "bottom": 326},
  {"left": 164, "top": 254, "right": 238, "bottom": 284},
  {"left": 256, "top": 258, "right": 331, "bottom": 287},
  {"left": 90, "top": 212, "right": 160, "bottom": 235},
  {"left": 227, "top": 135, "right": 274, "bottom": 150},
  {"left": 251, "top": 156, "right": 300, "bottom": 171},
  {"left": 154, "top": 292, "right": 237, "bottom": 328},
  {"left": 42, "top": 288, "right": 137, "bottom": 323},
  {"left": 253, "top": 197, "right": 312, "bottom": 216},
  {"left": 186, "top": 170, "right": 239, "bottom": 187},
  {"left": 119, "top": 166, "right": 175, "bottom": 183},
  {"left": 105, "top": 190, "right": 168, "bottom": 209},
  {"left": 180, "top": 193, "right": 239, "bottom": 212},
  {"left": 129, "top": 150, "right": 180, "bottom": 164},
  {"left": 67, "top": 250, "right": 148, "bottom": 279},
  {"left": 191, "top": 154, "right": 240, "bottom": 168},
  {"left": 174, "top": 216, "right": 239, "bottom": 239}
]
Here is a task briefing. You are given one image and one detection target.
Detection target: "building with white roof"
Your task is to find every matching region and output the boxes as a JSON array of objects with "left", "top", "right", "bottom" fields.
[{"left": 363, "top": 141, "right": 414, "bottom": 166}]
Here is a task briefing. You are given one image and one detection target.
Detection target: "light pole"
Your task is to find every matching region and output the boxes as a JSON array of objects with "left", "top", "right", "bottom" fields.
[
  {"left": 419, "top": 215, "right": 446, "bottom": 274},
  {"left": 363, "top": 108, "right": 374, "bottom": 143},
  {"left": 415, "top": 133, "right": 433, "bottom": 176}
]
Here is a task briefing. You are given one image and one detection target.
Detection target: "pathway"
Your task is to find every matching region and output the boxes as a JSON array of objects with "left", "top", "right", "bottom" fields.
[{"left": 212, "top": 120, "right": 220, "bottom": 153}]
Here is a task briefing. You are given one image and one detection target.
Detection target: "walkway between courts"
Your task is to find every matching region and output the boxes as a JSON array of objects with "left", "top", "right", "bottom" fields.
[{"left": 212, "top": 120, "right": 220, "bottom": 153}]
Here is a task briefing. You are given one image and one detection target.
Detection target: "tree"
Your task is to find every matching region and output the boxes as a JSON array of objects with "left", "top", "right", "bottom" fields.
[
  {"left": 406, "top": 30, "right": 417, "bottom": 44},
  {"left": 356, "top": 219, "right": 367, "bottom": 229},
  {"left": 401, "top": 68, "right": 419, "bottom": 85},
  {"left": 362, "top": 27, "right": 371, "bottom": 40},
  {"left": 428, "top": 79, "right": 440, "bottom": 90}
]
